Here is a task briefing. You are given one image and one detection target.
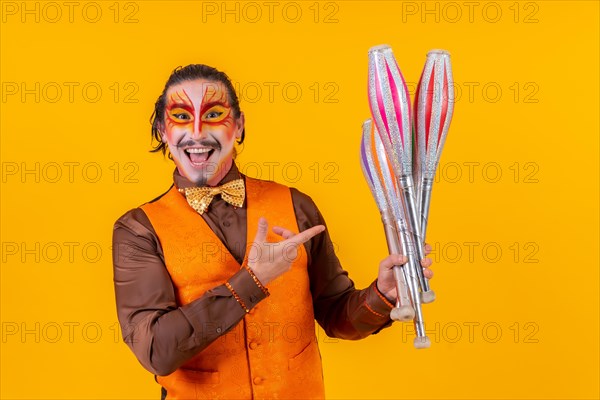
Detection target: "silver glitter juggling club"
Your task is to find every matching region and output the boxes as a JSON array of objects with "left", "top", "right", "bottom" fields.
[
  {"left": 414, "top": 50, "right": 455, "bottom": 239},
  {"left": 360, "top": 119, "right": 414, "bottom": 323},
  {"left": 368, "top": 44, "right": 435, "bottom": 304}
]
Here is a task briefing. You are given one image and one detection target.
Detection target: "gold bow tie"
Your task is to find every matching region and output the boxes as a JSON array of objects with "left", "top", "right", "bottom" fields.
[{"left": 179, "top": 179, "right": 245, "bottom": 215}]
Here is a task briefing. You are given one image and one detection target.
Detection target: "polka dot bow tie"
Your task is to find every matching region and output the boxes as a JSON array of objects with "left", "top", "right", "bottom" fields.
[{"left": 179, "top": 179, "right": 245, "bottom": 215}]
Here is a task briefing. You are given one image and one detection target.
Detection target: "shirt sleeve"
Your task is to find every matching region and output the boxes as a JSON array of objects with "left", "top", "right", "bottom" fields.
[
  {"left": 290, "top": 189, "right": 395, "bottom": 340},
  {"left": 112, "top": 208, "right": 267, "bottom": 376}
]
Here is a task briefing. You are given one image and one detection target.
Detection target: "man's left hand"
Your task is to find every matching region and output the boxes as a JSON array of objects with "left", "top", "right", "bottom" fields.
[{"left": 376, "top": 243, "right": 434, "bottom": 303}]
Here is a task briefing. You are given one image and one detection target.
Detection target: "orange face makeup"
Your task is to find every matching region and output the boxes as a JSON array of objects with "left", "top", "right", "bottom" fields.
[{"left": 165, "top": 85, "right": 233, "bottom": 131}]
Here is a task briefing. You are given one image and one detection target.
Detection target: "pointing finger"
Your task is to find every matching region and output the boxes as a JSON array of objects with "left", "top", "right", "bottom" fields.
[{"left": 285, "top": 225, "right": 326, "bottom": 247}]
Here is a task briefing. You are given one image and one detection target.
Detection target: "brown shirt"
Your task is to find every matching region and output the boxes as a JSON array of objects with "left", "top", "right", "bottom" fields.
[{"left": 112, "top": 163, "right": 394, "bottom": 376}]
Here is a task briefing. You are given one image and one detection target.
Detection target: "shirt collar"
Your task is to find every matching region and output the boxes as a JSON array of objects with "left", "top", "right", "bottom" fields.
[{"left": 173, "top": 162, "right": 243, "bottom": 190}]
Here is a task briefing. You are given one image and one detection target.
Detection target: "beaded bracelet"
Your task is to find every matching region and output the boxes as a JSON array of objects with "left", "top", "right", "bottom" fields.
[
  {"left": 225, "top": 282, "right": 249, "bottom": 313},
  {"left": 242, "top": 263, "right": 270, "bottom": 297},
  {"left": 374, "top": 281, "right": 395, "bottom": 308}
]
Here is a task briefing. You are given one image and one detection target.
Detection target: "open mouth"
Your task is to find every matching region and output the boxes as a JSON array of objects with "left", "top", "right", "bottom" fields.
[{"left": 184, "top": 147, "right": 216, "bottom": 167}]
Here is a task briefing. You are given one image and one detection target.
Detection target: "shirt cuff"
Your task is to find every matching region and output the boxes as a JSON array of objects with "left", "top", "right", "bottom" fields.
[
  {"left": 365, "top": 279, "right": 395, "bottom": 318},
  {"left": 228, "top": 267, "right": 269, "bottom": 311},
  {"left": 177, "top": 268, "right": 269, "bottom": 350}
]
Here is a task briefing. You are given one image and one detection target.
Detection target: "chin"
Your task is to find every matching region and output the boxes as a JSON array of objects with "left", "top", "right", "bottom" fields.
[
  {"left": 180, "top": 168, "right": 211, "bottom": 185},
  {"left": 173, "top": 148, "right": 234, "bottom": 186},
  {"left": 178, "top": 162, "right": 228, "bottom": 186},
  {"left": 188, "top": 174, "right": 209, "bottom": 186}
]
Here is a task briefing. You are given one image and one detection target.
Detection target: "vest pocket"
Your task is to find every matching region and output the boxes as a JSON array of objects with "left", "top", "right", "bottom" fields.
[
  {"left": 176, "top": 368, "right": 221, "bottom": 385},
  {"left": 288, "top": 340, "right": 319, "bottom": 371}
]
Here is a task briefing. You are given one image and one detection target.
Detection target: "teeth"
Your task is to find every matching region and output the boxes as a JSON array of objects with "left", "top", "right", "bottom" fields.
[{"left": 186, "top": 148, "right": 211, "bottom": 153}]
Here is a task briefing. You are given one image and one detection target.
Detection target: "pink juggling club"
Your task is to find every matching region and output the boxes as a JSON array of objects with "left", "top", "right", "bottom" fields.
[
  {"left": 368, "top": 45, "right": 435, "bottom": 304},
  {"left": 414, "top": 50, "right": 455, "bottom": 239}
]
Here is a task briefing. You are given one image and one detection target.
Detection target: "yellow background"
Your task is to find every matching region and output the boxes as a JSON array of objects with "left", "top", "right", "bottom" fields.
[{"left": 1, "top": 1, "right": 598, "bottom": 399}]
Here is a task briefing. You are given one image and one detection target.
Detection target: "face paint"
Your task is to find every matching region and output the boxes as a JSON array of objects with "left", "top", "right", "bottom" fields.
[{"left": 161, "top": 79, "right": 243, "bottom": 186}]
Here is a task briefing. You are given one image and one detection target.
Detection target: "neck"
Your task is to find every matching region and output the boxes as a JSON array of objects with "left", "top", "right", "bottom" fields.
[{"left": 207, "top": 159, "right": 234, "bottom": 186}]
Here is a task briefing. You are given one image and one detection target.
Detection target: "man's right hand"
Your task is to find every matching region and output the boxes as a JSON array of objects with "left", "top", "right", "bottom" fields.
[{"left": 247, "top": 217, "right": 325, "bottom": 285}]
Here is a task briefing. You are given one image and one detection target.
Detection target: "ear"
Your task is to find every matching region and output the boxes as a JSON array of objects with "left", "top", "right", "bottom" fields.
[
  {"left": 158, "top": 126, "right": 167, "bottom": 143},
  {"left": 235, "top": 112, "right": 245, "bottom": 140}
]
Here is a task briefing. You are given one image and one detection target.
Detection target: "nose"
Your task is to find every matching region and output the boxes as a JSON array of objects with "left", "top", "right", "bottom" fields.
[{"left": 191, "top": 119, "right": 206, "bottom": 140}]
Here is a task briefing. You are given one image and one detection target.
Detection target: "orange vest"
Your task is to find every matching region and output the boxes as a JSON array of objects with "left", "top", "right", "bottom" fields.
[{"left": 141, "top": 177, "right": 326, "bottom": 400}]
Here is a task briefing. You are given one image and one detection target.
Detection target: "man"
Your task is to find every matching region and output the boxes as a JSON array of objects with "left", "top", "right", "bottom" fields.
[{"left": 112, "top": 64, "right": 433, "bottom": 399}]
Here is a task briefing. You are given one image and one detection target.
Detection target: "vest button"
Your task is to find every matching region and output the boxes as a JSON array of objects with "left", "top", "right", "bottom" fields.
[
  {"left": 249, "top": 341, "right": 259, "bottom": 350},
  {"left": 253, "top": 377, "right": 263, "bottom": 385},
  {"left": 223, "top": 220, "right": 231, "bottom": 227}
]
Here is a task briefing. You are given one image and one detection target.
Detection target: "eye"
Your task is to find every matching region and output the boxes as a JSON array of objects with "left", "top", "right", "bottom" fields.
[
  {"left": 202, "top": 105, "right": 230, "bottom": 123},
  {"left": 168, "top": 108, "right": 193, "bottom": 123},
  {"left": 206, "top": 111, "right": 223, "bottom": 119}
]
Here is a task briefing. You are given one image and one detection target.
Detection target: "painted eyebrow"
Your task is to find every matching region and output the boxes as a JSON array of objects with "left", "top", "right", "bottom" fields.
[
  {"left": 201, "top": 101, "right": 229, "bottom": 111},
  {"left": 167, "top": 103, "right": 194, "bottom": 110}
]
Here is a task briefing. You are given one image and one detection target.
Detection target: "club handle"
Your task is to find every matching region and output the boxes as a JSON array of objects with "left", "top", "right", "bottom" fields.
[
  {"left": 381, "top": 210, "right": 415, "bottom": 320},
  {"left": 397, "top": 174, "right": 435, "bottom": 301}
]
